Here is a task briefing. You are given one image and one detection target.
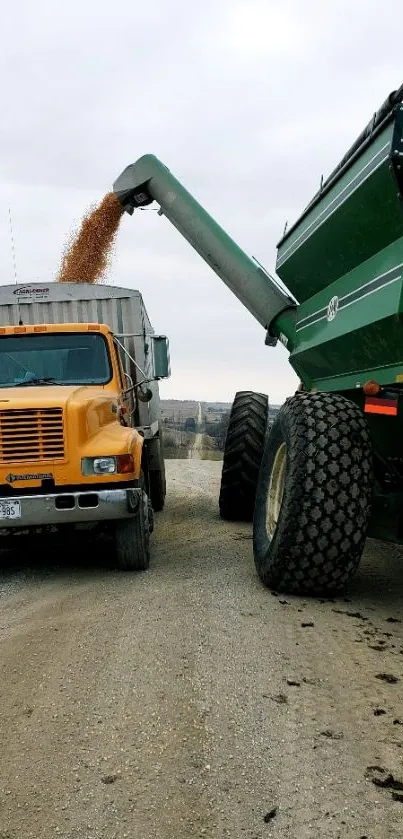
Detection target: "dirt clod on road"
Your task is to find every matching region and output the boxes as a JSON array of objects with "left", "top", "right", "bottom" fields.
[{"left": 0, "top": 460, "right": 402, "bottom": 838}]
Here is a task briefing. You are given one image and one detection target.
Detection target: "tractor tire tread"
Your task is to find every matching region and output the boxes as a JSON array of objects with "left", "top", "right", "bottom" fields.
[
  {"left": 219, "top": 390, "right": 268, "bottom": 521},
  {"left": 253, "top": 392, "right": 372, "bottom": 594}
]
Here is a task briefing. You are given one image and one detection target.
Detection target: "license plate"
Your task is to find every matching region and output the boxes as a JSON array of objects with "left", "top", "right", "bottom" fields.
[{"left": 0, "top": 500, "right": 21, "bottom": 520}]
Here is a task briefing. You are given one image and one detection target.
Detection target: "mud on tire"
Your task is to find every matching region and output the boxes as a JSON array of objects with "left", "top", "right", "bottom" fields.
[
  {"left": 219, "top": 391, "right": 268, "bottom": 521},
  {"left": 253, "top": 392, "right": 373, "bottom": 595}
]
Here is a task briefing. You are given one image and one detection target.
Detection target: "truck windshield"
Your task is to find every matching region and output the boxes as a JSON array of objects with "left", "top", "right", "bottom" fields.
[{"left": 0, "top": 333, "right": 112, "bottom": 387}]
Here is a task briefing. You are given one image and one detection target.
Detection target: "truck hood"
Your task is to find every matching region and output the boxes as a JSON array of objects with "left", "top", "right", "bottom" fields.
[
  {"left": 0, "top": 385, "right": 115, "bottom": 409},
  {"left": 0, "top": 385, "right": 120, "bottom": 442},
  {"left": 0, "top": 384, "right": 142, "bottom": 487}
]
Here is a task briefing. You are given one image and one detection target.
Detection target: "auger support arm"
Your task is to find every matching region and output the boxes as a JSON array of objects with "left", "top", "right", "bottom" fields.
[{"left": 113, "top": 155, "right": 296, "bottom": 348}]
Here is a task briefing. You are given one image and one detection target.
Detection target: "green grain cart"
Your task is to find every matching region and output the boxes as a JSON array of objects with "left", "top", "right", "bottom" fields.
[{"left": 113, "top": 82, "right": 403, "bottom": 595}]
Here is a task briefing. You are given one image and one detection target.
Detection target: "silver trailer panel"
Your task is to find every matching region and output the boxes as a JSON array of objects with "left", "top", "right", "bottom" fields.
[{"left": 0, "top": 282, "right": 161, "bottom": 432}]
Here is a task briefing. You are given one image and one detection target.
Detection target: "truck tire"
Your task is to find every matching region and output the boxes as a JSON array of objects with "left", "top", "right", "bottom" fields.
[
  {"left": 253, "top": 392, "right": 372, "bottom": 595},
  {"left": 115, "top": 490, "right": 151, "bottom": 571},
  {"left": 219, "top": 391, "right": 268, "bottom": 521},
  {"left": 147, "top": 434, "right": 166, "bottom": 512}
]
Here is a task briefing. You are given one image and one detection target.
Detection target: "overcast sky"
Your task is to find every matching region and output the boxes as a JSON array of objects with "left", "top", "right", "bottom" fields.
[{"left": 1, "top": 0, "right": 402, "bottom": 403}]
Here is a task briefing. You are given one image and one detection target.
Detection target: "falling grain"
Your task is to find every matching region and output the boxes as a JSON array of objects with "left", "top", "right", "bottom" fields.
[{"left": 57, "top": 192, "right": 124, "bottom": 284}]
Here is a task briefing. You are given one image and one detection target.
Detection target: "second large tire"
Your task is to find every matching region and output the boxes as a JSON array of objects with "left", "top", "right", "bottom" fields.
[
  {"left": 219, "top": 391, "right": 268, "bottom": 522},
  {"left": 148, "top": 439, "right": 166, "bottom": 512},
  {"left": 253, "top": 392, "right": 373, "bottom": 595},
  {"left": 146, "top": 427, "right": 166, "bottom": 512},
  {"left": 114, "top": 490, "right": 151, "bottom": 571}
]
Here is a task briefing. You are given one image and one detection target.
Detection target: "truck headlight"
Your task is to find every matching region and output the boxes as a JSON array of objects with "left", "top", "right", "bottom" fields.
[{"left": 81, "top": 454, "right": 134, "bottom": 476}]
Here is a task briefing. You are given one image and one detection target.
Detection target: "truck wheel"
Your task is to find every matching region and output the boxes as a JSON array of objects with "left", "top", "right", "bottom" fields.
[
  {"left": 147, "top": 434, "right": 166, "bottom": 512},
  {"left": 219, "top": 391, "right": 268, "bottom": 521},
  {"left": 253, "top": 392, "right": 372, "bottom": 595},
  {"left": 115, "top": 490, "right": 151, "bottom": 571}
]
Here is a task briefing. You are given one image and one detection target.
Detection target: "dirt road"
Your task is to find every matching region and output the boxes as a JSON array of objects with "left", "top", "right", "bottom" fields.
[
  {"left": 188, "top": 403, "right": 204, "bottom": 458},
  {"left": 0, "top": 461, "right": 402, "bottom": 839}
]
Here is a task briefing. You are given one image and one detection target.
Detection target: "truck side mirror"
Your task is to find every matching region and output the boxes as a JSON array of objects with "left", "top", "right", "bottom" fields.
[{"left": 151, "top": 335, "right": 171, "bottom": 380}]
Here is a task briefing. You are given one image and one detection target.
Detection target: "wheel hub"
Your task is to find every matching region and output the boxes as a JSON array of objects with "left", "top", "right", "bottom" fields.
[{"left": 266, "top": 442, "right": 286, "bottom": 538}]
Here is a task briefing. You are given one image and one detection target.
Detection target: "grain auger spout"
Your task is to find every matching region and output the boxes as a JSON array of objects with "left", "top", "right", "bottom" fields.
[{"left": 113, "top": 155, "right": 297, "bottom": 349}]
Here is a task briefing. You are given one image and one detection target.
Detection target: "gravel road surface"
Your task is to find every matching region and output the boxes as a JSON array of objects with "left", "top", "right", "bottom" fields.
[{"left": 0, "top": 460, "right": 402, "bottom": 838}]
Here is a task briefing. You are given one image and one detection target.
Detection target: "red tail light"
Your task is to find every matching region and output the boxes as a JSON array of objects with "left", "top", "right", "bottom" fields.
[{"left": 364, "top": 397, "right": 398, "bottom": 416}]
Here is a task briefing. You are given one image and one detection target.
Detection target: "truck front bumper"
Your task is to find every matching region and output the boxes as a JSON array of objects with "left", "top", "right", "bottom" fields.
[{"left": 0, "top": 488, "right": 141, "bottom": 529}]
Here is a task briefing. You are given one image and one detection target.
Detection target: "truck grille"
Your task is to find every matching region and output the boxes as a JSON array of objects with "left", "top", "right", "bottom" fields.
[{"left": 0, "top": 408, "right": 65, "bottom": 463}]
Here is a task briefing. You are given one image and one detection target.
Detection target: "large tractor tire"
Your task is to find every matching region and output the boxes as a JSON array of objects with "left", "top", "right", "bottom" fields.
[
  {"left": 219, "top": 391, "right": 268, "bottom": 522},
  {"left": 253, "top": 392, "right": 372, "bottom": 595},
  {"left": 115, "top": 490, "right": 151, "bottom": 571}
]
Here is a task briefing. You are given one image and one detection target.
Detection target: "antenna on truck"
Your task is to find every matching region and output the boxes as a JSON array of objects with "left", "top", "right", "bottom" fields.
[
  {"left": 8, "top": 207, "right": 23, "bottom": 325},
  {"left": 8, "top": 207, "right": 18, "bottom": 285}
]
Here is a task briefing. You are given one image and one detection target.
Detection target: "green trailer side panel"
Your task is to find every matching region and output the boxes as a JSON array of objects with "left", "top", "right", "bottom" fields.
[
  {"left": 275, "top": 123, "right": 402, "bottom": 302},
  {"left": 287, "top": 234, "right": 403, "bottom": 390}
]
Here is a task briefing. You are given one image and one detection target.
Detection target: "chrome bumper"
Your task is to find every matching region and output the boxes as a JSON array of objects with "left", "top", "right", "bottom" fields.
[{"left": 0, "top": 488, "right": 141, "bottom": 529}]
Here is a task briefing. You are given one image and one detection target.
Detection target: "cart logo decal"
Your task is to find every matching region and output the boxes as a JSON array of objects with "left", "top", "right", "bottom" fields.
[
  {"left": 6, "top": 472, "right": 53, "bottom": 484},
  {"left": 296, "top": 264, "right": 403, "bottom": 332},
  {"left": 326, "top": 296, "right": 339, "bottom": 322}
]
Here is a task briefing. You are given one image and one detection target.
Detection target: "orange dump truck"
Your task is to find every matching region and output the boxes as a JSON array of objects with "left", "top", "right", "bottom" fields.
[{"left": 0, "top": 282, "right": 170, "bottom": 570}]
